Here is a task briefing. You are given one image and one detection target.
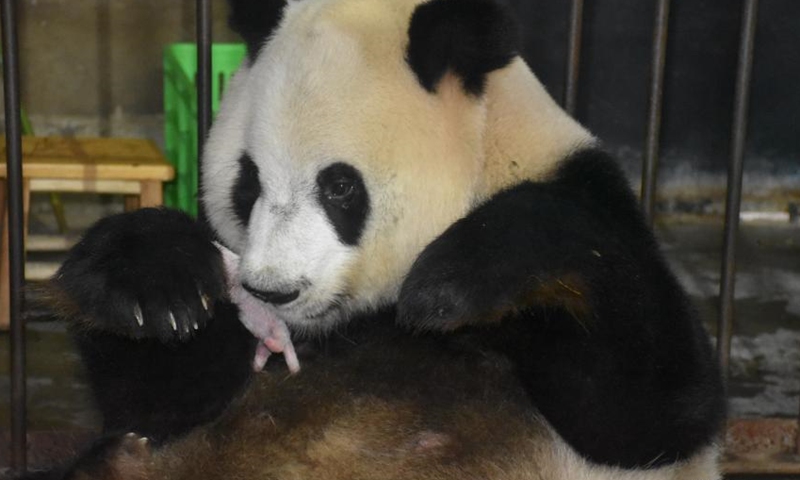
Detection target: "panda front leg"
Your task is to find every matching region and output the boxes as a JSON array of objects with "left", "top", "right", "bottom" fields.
[
  {"left": 398, "top": 148, "right": 726, "bottom": 469},
  {"left": 49, "top": 208, "right": 257, "bottom": 443}
]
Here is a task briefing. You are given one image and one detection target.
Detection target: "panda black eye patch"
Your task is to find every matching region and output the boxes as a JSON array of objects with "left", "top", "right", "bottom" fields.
[
  {"left": 316, "top": 162, "right": 370, "bottom": 246},
  {"left": 231, "top": 153, "right": 262, "bottom": 226}
]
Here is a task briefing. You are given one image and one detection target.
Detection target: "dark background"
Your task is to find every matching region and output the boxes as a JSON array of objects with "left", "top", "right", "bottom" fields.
[{"left": 507, "top": 0, "right": 799, "bottom": 183}]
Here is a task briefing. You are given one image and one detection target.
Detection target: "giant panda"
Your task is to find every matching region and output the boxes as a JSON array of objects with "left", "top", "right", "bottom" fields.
[{"left": 38, "top": 0, "right": 726, "bottom": 478}]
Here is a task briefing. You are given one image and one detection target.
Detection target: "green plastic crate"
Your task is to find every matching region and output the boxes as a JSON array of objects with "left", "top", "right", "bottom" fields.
[{"left": 163, "top": 43, "right": 247, "bottom": 216}]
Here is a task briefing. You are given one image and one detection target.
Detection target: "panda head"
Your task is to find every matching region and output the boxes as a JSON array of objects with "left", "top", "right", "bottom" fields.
[{"left": 202, "top": 0, "right": 594, "bottom": 333}]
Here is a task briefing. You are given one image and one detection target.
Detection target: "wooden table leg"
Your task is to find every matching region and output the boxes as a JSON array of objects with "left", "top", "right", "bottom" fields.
[
  {"left": 139, "top": 181, "right": 163, "bottom": 208},
  {"left": 124, "top": 195, "right": 140, "bottom": 212},
  {"left": 1, "top": 180, "right": 30, "bottom": 330}
]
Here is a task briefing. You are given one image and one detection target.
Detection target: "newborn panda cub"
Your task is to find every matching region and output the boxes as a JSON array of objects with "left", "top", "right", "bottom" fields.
[{"left": 44, "top": 0, "right": 725, "bottom": 479}]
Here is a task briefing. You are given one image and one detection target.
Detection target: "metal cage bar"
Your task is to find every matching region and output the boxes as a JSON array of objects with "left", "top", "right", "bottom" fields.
[
  {"left": 564, "top": 0, "right": 584, "bottom": 116},
  {"left": 1, "top": 0, "right": 27, "bottom": 471},
  {"left": 196, "top": 0, "right": 212, "bottom": 218},
  {"left": 641, "top": 0, "right": 671, "bottom": 225},
  {"left": 717, "top": 0, "right": 759, "bottom": 374}
]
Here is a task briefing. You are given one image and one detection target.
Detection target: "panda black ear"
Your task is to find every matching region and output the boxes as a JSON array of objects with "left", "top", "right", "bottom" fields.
[
  {"left": 406, "top": 0, "right": 519, "bottom": 96},
  {"left": 227, "top": 0, "right": 288, "bottom": 62}
]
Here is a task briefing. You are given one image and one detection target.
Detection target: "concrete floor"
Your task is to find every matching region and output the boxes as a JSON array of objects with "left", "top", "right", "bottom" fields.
[
  {"left": 0, "top": 196, "right": 799, "bottom": 476},
  {"left": 658, "top": 219, "right": 800, "bottom": 419}
]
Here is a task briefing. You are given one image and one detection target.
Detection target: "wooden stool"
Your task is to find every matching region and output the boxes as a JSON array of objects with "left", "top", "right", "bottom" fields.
[{"left": 0, "top": 136, "right": 175, "bottom": 329}]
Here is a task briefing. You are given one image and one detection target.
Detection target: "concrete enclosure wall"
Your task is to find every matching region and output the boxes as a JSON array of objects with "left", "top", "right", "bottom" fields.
[{"left": 16, "top": 0, "right": 237, "bottom": 117}]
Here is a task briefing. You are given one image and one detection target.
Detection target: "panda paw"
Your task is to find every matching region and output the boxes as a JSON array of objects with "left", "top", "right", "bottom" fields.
[
  {"left": 397, "top": 241, "right": 508, "bottom": 332},
  {"left": 398, "top": 252, "right": 589, "bottom": 334},
  {"left": 397, "top": 218, "right": 524, "bottom": 333},
  {"left": 52, "top": 208, "right": 228, "bottom": 342},
  {"left": 397, "top": 183, "right": 594, "bottom": 333}
]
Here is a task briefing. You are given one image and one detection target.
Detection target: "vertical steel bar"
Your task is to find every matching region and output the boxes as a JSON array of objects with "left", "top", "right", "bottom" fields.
[
  {"left": 1, "top": 0, "right": 27, "bottom": 471},
  {"left": 196, "top": 0, "right": 212, "bottom": 218},
  {"left": 641, "top": 0, "right": 671, "bottom": 225},
  {"left": 564, "top": 0, "right": 584, "bottom": 116},
  {"left": 717, "top": 0, "right": 759, "bottom": 374}
]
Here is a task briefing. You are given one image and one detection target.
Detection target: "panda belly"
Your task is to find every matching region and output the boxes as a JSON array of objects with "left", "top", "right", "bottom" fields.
[{"left": 143, "top": 323, "right": 719, "bottom": 480}]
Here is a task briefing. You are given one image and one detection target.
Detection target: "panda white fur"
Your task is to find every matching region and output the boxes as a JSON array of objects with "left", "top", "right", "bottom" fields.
[{"left": 39, "top": 0, "right": 725, "bottom": 479}]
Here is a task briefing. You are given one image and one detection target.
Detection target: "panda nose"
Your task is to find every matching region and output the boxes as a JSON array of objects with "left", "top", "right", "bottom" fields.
[{"left": 243, "top": 285, "right": 301, "bottom": 305}]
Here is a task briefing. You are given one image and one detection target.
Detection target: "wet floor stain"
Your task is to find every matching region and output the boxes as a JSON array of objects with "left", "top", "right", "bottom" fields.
[
  {"left": 660, "top": 221, "right": 800, "bottom": 419},
  {"left": 0, "top": 321, "right": 100, "bottom": 432}
]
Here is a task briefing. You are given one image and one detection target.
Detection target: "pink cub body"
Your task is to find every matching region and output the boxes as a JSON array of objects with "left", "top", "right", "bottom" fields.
[{"left": 216, "top": 242, "right": 300, "bottom": 373}]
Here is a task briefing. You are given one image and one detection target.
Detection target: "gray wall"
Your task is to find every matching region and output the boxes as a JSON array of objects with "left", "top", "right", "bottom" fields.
[{"left": 17, "top": 0, "right": 237, "bottom": 118}]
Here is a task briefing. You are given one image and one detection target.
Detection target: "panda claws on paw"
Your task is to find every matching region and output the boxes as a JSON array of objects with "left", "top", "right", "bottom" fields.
[
  {"left": 123, "top": 432, "right": 150, "bottom": 450},
  {"left": 133, "top": 303, "right": 144, "bottom": 327},
  {"left": 52, "top": 208, "right": 228, "bottom": 343},
  {"left": 169, "top": 310, "right": 178, "bottom": 332},
  {"left": 123, "top": 296, "right": 196, "bottom": 343},
  {"left": 65, "top": 432, "right": 152, "bottom": 480},
  {"left": 197, "top": 283, "right": 211, "bottom": 313}
]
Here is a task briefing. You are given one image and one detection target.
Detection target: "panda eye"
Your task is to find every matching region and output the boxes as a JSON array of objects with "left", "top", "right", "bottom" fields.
[
  {"left": 325, "top": 180, "right": 355, "bottom": 204},
  {"left": 316, "top": 162, "right": 370, "bottom": 245}
]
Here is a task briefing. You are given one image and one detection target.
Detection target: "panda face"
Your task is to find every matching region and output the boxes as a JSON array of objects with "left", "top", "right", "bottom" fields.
[
  {"left": 230, "top": 157, "right": 370, "bottom": 328},
  {"left": 203, "top": 0, "right": 488, "bottom": 332}
]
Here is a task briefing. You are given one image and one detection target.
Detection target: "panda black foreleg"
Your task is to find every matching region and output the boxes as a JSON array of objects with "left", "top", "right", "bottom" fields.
[
  {"left": 50, "top": 208, "right": 257, "bottom": 442},
  {"left": 398, "top": 149, "right": 725, "bottom": 469},
  {"left": 398, "top": 149, "right": 658, "bottom": 334}
]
